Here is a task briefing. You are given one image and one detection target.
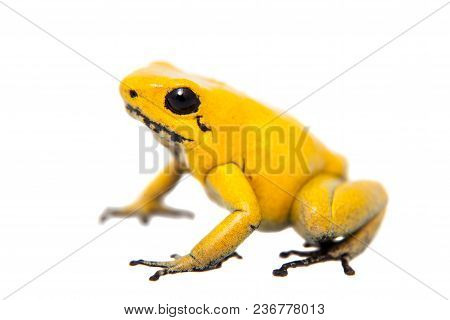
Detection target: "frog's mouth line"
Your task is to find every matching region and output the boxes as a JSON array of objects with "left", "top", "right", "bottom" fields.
[{"left": 125, "top": 104, "right": 193, "bottom": 143}]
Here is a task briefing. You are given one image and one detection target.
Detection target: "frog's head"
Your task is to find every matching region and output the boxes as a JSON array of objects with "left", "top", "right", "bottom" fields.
[{"left": 120, "top": 62, "right": 244, "bottom": 149}]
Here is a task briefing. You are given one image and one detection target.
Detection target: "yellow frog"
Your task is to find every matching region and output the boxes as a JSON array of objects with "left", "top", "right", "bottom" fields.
[{"left": 101, "top": 62, "right": 387, "bottom": 281}]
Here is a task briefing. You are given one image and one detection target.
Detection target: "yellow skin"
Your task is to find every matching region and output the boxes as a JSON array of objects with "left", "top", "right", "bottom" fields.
[{"left": 102, "top": 62, "right": 388, "bottom": 280}]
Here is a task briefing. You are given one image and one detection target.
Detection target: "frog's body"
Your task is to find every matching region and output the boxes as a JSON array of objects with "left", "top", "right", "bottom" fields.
[
  {"left": 102, "top": 62, "right": 387, "bottom": 280},
  {"left": 189, "top": 97, "right": 348, "bottom": 232}
]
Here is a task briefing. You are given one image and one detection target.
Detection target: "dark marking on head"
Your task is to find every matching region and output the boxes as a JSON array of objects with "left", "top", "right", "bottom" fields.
[
  {"left": 129, "top": 89, "right": 138, "bottom": 98},
  {"left": 196, "top": 116, "right": 211, "bottom": 132},
  {"left": 125, "top": 104, "right": 193, "bottom": 143}
]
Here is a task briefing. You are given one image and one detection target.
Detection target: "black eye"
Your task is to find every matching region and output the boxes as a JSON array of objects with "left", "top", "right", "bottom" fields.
[
  {"left": 129, "top": 90, "right": 138, "bottom": 98},
  {"left": 165, "top": 87, "right": 200, "bottom": 115}
]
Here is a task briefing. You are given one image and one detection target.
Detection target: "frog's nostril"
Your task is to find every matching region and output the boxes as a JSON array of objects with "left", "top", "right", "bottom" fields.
[{"left": 129, "top": 89, "right": 138, "bottom": 98}]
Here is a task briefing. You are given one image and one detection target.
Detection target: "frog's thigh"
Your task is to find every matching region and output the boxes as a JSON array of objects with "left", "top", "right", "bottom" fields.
[{"left": 290, "top": 173, "right": 387, "bottom": 243}]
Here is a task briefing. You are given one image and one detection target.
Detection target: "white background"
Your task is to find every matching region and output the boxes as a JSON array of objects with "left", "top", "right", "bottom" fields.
[{"left": 1, "top": 0, "right": 449, "bottom": 319}]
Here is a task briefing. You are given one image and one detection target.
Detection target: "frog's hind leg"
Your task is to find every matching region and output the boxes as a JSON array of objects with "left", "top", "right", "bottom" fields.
[
  {"left": 273, "top": 173, "right": 387, "bottom": 277},
  {"left": 274, "top": 211, "right": 385, "bottom": 276}
]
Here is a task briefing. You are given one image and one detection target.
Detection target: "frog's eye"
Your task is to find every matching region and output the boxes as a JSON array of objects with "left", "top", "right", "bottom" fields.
[{"left": 165, "top": 87, "right": 200, "bottom": 115}]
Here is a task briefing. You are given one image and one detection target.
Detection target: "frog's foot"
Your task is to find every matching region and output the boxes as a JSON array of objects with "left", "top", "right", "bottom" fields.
[
  {"left": 206, "top": 252, "right": 243, "bottom": 270},
  {"left": 99, "top": 206, "right": 194, "bottom": 225},
  {"left": 273, "top": 241, "right": 355, "bottom": 277},
  {"left": 303, "top": 241, "right": 319, "bottom": 248},
  {"left": 130, "top": 252, "right": 242, "bottom": 281},
  {"left": 166, "top": 252, "right": 242, "bottom": 270}
]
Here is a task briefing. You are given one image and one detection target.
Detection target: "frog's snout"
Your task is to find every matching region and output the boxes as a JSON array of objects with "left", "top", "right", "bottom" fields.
[{"left": 119, "top": 77, "right": 140, "bottom": 104}]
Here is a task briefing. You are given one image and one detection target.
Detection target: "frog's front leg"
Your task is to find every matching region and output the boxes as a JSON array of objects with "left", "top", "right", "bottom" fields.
[
  {"left": 100, "top": 160, "right": 193, "bottom": 224},
  {"left": 130, "top": 163, "right": 261, "bottom": 281}
]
